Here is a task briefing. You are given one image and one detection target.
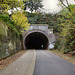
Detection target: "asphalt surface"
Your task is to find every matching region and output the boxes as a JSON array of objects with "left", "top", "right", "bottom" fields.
[
  {"left": 34, "top": 50, "right": 75, "bottom": 75},
  {"left": 0, "top": 50, "right": 75, "bottom": 75},
  {"left": 0, "top": 50, "right": 36, "bottom": 75}
]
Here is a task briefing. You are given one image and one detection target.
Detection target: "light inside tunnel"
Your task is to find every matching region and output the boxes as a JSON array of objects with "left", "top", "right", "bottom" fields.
[{"left": 25, "top": 32, "right": 49, "bottom": 49}]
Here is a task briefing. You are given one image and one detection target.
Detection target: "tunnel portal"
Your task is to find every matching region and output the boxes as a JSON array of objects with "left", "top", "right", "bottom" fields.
[{"left": 25, "top": 32, "right": 49, "bottom": 49}]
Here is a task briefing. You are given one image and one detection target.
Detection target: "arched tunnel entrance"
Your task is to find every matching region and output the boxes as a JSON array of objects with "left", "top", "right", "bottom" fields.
[{"left": 24, "top": 32, "right": 49, "bottom": 49}]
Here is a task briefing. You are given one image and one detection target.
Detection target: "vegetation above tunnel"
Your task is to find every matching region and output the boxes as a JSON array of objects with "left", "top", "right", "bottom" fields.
[
  {"left": 23, "top": 4, "right": 75, "bottom": 53},
  {"left": 0, "top": 0, "right": 75, "bottom": 54}
]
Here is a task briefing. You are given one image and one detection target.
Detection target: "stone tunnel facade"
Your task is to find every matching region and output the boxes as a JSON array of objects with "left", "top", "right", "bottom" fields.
[{"left": 23, "top": 24, "right": 56, "bottom": 50}]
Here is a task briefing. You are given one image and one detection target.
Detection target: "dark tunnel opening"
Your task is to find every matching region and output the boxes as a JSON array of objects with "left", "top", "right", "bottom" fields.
[{"left": 25, "top": 32, "right": 49, "bottom": 49}]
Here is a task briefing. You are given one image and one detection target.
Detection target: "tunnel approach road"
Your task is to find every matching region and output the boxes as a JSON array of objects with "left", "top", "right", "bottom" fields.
[
  {"left": 0, "top": 50, "right": 75, "bottom": 75},
  {"left": 34, "top": 50, "right": 75, "bottom": 75}
]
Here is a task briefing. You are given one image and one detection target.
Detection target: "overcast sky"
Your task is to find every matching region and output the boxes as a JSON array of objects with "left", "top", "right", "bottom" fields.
[{"left": 42, "top": 0, "right": 75, "bottom": 13}]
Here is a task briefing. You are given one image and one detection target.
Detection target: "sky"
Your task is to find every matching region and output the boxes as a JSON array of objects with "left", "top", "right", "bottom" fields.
[{"left": 42, "top": 0, "right": 75, "bottom": 13}]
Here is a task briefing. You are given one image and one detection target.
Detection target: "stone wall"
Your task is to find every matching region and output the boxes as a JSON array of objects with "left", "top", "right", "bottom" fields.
[
  {"left": 28, "top": 24, "right": 48, "bottom": 33},
  {"left": 0, "top": 21, "right": 23, "bottom": 60}
]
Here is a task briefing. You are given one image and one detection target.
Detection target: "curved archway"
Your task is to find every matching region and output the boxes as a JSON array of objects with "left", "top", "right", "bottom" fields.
[{"left": 23, "top": 30, "right": 50, "bottom": 50}]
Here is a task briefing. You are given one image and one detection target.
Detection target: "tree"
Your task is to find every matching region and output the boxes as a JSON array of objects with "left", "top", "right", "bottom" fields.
[
  {"left": 11, "top": 11, "right": 30, "bottom": 30},
  {"left": 23, "top": 0, "right": 43, "bottom": 13},
  {"left": 33, "top": 0, "right": 43, "bottom": 12},
  {"left": 59, "top": 0, "right": 71, "bottom": 12},
  {"left": 57, "top": 4, "right": 75, "bottom": 52},
  {"left": 0, "top": 0, "right": 24, "bottom": 12},
  {"left": 23, "top": 11, "right": 59, "bottom": 33}
]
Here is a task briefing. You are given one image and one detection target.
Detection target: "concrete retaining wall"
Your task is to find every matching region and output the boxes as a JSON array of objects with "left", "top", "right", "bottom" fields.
[{"left": 0, "top": 21, "right": 22, "bottom": 60}]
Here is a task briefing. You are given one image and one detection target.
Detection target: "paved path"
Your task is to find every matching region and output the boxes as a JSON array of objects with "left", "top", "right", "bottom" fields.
[
  {"left": 34, "top": 50, "right": 75, "bottom": 75},
  {"left": 0, "top": 50, "right": 36, "bottom": 75},
  {"left": 0, "top": 50, "right": 75, "bottom": 75}
]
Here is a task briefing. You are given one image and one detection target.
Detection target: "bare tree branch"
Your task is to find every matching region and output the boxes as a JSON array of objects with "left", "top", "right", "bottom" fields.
[{"left": 60, "top": 0, "right": 71, "bottom": 12}]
